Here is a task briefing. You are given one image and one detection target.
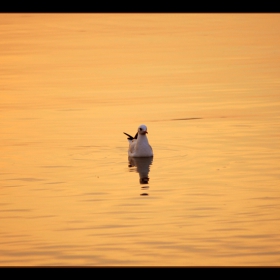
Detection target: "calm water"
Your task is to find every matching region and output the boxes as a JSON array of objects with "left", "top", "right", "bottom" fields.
[{"left": 1, "top": 13, "right": 280, "bottom": 266}]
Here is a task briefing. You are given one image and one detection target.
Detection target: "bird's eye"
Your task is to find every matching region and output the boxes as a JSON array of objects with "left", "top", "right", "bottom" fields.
[{"left": 139, "top": 128, "right": 142, "bottom": 131}]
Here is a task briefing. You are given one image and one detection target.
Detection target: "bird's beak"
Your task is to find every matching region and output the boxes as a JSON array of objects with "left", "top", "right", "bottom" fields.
[{"left": 145, "top": 131, "right": 148, "bottom": 134}]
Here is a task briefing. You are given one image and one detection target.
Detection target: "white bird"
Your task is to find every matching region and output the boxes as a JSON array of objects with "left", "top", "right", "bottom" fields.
[{"left": 123, "top": 124, "right": 153, "bottom": 157}]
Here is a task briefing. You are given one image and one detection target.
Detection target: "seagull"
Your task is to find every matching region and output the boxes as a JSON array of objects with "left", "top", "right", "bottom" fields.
[{"left": 123, "top": 124, "right": 153, "bottom": 157}]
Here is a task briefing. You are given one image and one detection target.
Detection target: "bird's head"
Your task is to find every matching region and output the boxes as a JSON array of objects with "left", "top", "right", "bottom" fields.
[{"left": 138, "top": 124, "right": 148, "bottom": 135}]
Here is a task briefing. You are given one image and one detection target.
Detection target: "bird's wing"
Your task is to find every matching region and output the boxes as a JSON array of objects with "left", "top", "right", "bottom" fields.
[
  {"left": 128, "top": 139, "right": 137, "bottom": 155},
  {"left": 123, "top": 132, "right": 134, "bottom": 140}
]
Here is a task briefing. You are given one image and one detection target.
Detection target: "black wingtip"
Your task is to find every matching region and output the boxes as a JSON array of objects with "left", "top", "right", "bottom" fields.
[{"left": 123, "top": 132, "right": 134, "bottom": 140}]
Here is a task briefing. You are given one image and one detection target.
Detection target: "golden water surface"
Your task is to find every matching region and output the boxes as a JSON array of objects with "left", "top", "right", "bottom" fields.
[{"left": 1, "top": 13, "right": 280, "bottom": 266}]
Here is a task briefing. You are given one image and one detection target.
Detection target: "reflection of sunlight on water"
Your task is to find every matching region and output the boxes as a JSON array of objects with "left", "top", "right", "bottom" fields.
[
  {"left": 128, "top": 156, "right": 153, "bottom": 196},
  {"left": 1, "top": 13, "right": 280, "bottom": 266}
]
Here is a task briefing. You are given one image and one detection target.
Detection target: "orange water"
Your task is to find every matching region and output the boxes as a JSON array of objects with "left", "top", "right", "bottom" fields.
[{"left": 1, "top": 13, "right": 280, "bottom": 266}]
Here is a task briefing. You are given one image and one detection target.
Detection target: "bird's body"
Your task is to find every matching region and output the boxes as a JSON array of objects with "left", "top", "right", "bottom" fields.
[{"left": 124, "top": 124, "right": 153, "bottom": 157}]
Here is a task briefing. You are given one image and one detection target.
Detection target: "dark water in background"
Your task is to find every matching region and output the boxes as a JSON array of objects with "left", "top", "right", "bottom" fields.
[{"left": 1, "top": 14, "right": 280, "bottom": 265}]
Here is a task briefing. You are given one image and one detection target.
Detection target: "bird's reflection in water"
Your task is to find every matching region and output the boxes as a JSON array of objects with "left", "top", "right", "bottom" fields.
[{"left": 128, "top": 156, "right": 153, "bottom": 196}]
